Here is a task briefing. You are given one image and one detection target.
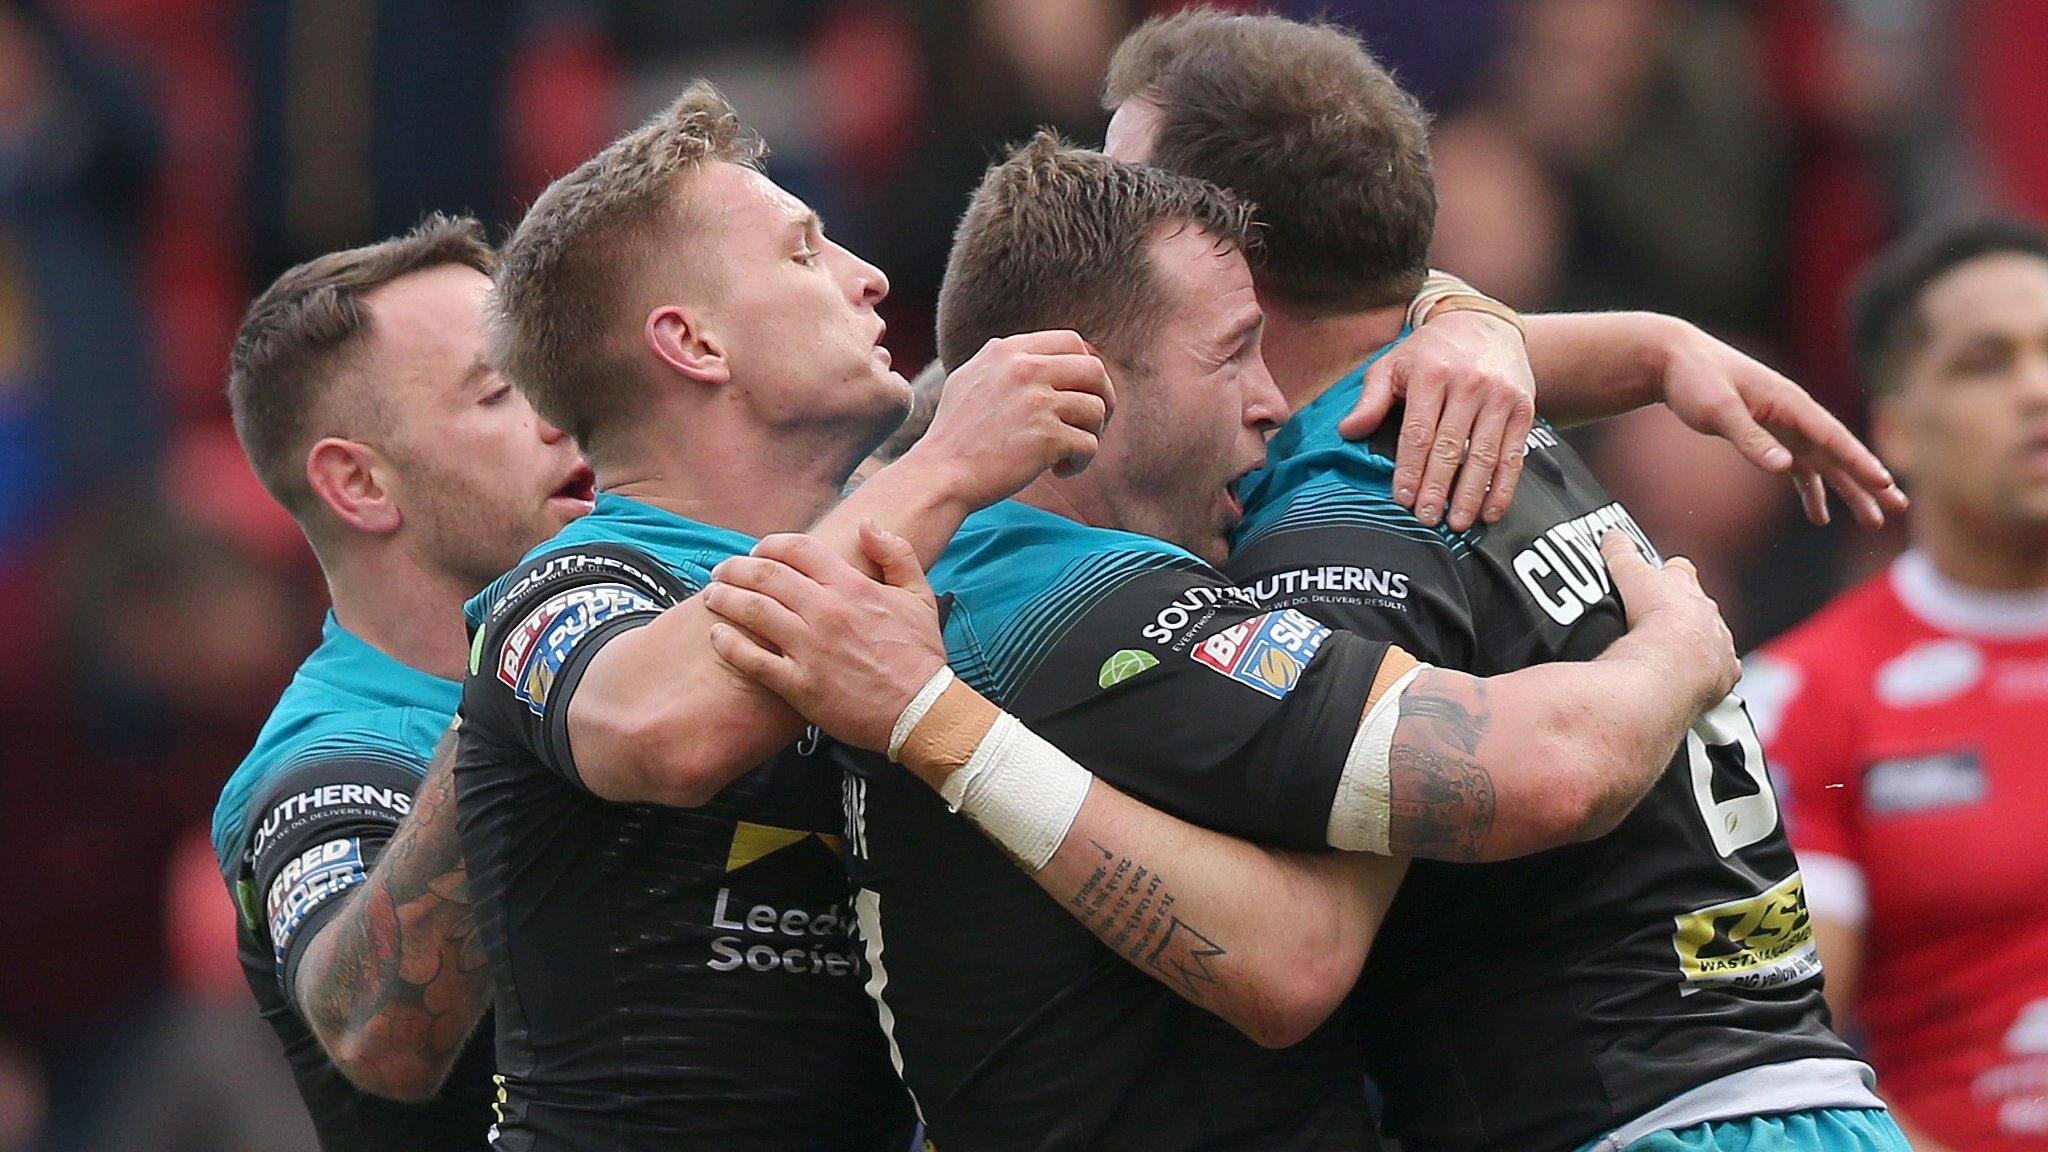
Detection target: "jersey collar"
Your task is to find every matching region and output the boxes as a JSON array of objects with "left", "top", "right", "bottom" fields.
[
  {"left": 1891, "top": 549, "right": 2048, "bottom": 640},
  {"left": 1266, "top": 329, "right": 1412, "bottom": 466},
  {"left": 550, "top": 492, "right": 760, "bottom": 560}
]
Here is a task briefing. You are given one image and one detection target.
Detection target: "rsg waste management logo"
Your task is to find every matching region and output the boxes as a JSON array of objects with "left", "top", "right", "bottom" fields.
[{"left": 1671, "top": 872, "right": 1821, "bottom": 995}]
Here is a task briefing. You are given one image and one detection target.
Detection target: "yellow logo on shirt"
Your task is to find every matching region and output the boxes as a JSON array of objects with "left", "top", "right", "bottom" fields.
[
  {"left": 725, "top": 821, "right": 844, "bottom": 873},
  {"left": 1672, "top": 872, "right": 1822, "bottom": 995}
]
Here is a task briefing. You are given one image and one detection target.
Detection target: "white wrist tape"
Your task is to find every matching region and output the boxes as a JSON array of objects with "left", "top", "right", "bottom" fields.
[
  {"left": 889, "top": 666, "right": 956, "bottom": 761},
  {"left": 1404, "top": 269, "right": 1477, "bottom": 330},
  {"left": 937, "top": 712, "right": 1093, "bottom": 871},
  {"left": 1326, "top": 664, "right": 1426, "bottom": 853}
]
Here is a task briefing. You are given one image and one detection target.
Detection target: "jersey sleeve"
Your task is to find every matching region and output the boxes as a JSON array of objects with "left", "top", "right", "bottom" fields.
[
  {"left": 240, "top": 753, "right": 429, "bottom": 1005},
  {"left": 1741, "top": 647, "right": 1865, "bottom": 927},
  {"left": 979, "top": 562, "right": 1412, "bottom": 851},
  {"left": 1227, "top": 514, "right": 1478, "bottom": 670},
  {"left": 461, "top": 544, "right": 690, "bottom": 791}
]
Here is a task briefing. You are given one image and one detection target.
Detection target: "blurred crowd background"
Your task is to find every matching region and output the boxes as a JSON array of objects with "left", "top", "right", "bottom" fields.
[{"left": 1, "top": 0, "right": 2043, "bottom": 1148}]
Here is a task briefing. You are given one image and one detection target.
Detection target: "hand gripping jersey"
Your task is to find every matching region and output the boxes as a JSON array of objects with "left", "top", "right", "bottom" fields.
[
  {"left": 454, "top": 493, "right": 910, "bottom": 1152},
  {"left": 846, "top": 499, "right": 1411, "bottom": 1152},
  {"left": 1747, "top": 553, "right": 2048, "bottom": 1151},
  {"left": 212, "top": 612, "right": 497, "bottom": 1151},
  {"left": 1225, "top": 349, "right": 1873, "bottom": 1152}
]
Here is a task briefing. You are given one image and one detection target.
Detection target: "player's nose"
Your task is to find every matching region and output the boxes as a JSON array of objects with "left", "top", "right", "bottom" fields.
[
  {"left": 1243, "top": 367, "right": 1290, "bottom": 435},
  {"left": 840, "top": 241, "right": 889, "bottom": 308}
]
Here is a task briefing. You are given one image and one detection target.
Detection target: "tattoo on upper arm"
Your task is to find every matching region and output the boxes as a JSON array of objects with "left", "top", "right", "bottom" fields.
[
  {"left": 1387, "top": 671, "right": 1498, "bottom": 862},
  {"left": 1067, "top": 840, "right": 1225, "bottom": 1001},
  {"left": 299, "top": 737, "right": 489, "bottom": 1087}
]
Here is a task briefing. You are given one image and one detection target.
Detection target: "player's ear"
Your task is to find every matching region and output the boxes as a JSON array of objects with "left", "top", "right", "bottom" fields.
[
  {"left": 646, "top": 304, "right": 730, "bottom": 387},
  {"left": 1868, "top": 393, "right": 1917, "bottom": 483},
  {"left": 306, "top": 437, "right": 402, "bottom": 536}
]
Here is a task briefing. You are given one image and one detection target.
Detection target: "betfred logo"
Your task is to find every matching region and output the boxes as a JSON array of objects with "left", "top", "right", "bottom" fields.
[
  {"left": 498, "top": 582, "right": 660, "bottom": 714},
  {"left": 1191, "top": 609, "right": 1331, "bottom": 699},
  {"left": 264, "top": 837, "right": 367, "bottom": 961}
]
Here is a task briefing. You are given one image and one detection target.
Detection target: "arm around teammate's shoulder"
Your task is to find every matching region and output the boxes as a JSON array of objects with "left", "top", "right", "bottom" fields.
[
  {"left": 1366, "top": 532, "right": 1739, "bottom": 862},
  {"left": 703, "top": 525, "right": 1407, "bottom": 1048}
]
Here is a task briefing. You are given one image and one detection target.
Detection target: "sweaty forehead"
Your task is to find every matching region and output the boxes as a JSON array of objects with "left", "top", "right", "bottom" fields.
[{"left": 690, "top": 162, "right": 811, "bottom": 237}]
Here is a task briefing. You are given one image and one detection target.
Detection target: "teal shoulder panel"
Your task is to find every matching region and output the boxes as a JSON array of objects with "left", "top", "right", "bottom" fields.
[
  {"left": 212, "top": 614, "right": 460, "bottom": 874},
  {"left": 465, "top": 492, "right": 759, "bottom": 633},
  {"left": 930, "top": 501, "right": 1210, "bottom": 704}
]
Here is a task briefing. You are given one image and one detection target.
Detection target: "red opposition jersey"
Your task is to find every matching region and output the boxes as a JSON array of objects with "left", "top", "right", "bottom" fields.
[{"left": 1745, "top": 550, "right": 2048, "bottom": 1150}]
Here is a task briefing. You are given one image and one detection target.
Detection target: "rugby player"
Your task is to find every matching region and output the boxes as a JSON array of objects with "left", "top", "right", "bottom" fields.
[
  {"left": 212, "top": 215, "right": 596, "bottom": 1149},
  {"left": 1748, "top": 217, "right": 2048, "bottom": 1152},
  {"left": 702, "top": 136, "right": 1748, "bottom": 1151},
  {"left": 450, "top": 85, "right": 1125, "bottom": 1150},
  {"left": 449, "top": 79, "right": 1582, "bottom": 1149},
  {"left": 1096, "top": 12, "right": 1911, "bottom": 1152}
]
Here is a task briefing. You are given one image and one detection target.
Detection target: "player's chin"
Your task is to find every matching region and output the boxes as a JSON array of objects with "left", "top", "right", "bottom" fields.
[
  {"left": 865, "top": 366, "right": 915, "bottom": 421},
  {"left": 1194, "top": 512, "right": 1235, "bottom": 567}
]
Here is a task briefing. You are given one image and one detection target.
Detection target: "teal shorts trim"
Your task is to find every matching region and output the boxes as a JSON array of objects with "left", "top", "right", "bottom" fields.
[{"left": 1581, "top": 1107, "right": 1910, "bottom": 1152}]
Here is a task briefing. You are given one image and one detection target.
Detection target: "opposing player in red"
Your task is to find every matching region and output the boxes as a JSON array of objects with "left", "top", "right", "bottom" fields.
[{"left": 1748, "top": 217, "right": 2048, "bottom": 1152}]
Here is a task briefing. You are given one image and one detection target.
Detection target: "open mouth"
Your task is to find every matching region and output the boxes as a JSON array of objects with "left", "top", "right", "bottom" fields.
[
  {"left": 552, "top": 462, "right": 598, "bottom": 507},
  {"left": 1224, "top": 459, "right": 1263, "bottom": 521}
]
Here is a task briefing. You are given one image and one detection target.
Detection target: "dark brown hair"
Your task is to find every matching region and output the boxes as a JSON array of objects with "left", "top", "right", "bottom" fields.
[
  {"left": 229, "top": 213, "right": 496, "bottom": 519},
  {"left": 1104, "top": 8, "right": 1435, "bottom": 313},
  {"left": 1850, "top": 216, "right": 2048, "bottom": 397},
  {"left": 938, "top": 131, "right": 1256, "bottom": 373},
  {"left": 491, "top": 82, "right": 765, "bottom": 459}
]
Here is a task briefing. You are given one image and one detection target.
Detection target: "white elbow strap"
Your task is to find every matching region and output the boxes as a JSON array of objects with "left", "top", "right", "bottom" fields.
[
  {"left": 889, "top": 666, "right": 957, "bottom": 762},
  {"left": 1326, "top": 665, "right": 1426, "bottom": 853},
  {"left": 937, "top": 711, "right": 1093, "bottom": 872}
]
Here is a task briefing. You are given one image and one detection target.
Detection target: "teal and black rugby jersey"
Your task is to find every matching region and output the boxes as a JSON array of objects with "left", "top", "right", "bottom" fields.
[
  {"left": 843, "top": 499, "right": 1401, "bottom": 1152},
  {"left": 455, "top": 493, "right": 910, "bottom": 1152},
  {"left": 1228, "top": 350, "right": 1856, "bottom": 1152},
  {"left": 213, "top": 612, "right": 496, "bottom": 1151}
]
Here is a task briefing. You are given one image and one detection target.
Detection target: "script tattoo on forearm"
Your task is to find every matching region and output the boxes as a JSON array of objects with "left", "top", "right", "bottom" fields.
[
  {"left": 1067, "top": 841, "right": 1226, "bottom": 1001},
  {"left": 299, "top": 734, "right": 490, "bottom": 1092},
  {"left": 1387, "top": 671, "right": 1498, "bottom": 862}
]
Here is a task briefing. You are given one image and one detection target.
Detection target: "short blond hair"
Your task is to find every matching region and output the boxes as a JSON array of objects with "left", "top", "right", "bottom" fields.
[{"left": 491, "top": 82, "right": 765, "bottom": 457}]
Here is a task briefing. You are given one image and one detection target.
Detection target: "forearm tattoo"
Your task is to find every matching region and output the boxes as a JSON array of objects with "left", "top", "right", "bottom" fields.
[
  {"left": 1068, "top": 841, "right": 1226, "bottom": 1002},
  {"left": 1387, "top": 672, "right": 1498, "bottom": 862},
  {"left": 299, "top": 732, "right": 490, "bottom": 1089}
]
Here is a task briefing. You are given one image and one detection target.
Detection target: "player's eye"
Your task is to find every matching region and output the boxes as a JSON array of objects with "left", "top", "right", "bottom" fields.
[
  {"left": 795, "top": 247, "right": 821, "bottom": 266},
  {"left": 1952, "top": 344, "right": 2013, "bottom": 378},
  {"left": 482, "top": 383, "right": 514, "bottom": 405}
]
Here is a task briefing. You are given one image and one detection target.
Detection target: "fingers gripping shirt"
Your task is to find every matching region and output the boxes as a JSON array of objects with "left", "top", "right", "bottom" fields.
[
  {"left": 455, "top": 493, "right": 910, "bottom": 1152},
  {"left": 842, "top": 499, "right": 1399, "bottom": 1151},
  {"left": 1226, "top": 351, "right": 1862, "bottom": 1152},
  {"left": 211, "top": 613, "right": 497, "bottom": 1151}
]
